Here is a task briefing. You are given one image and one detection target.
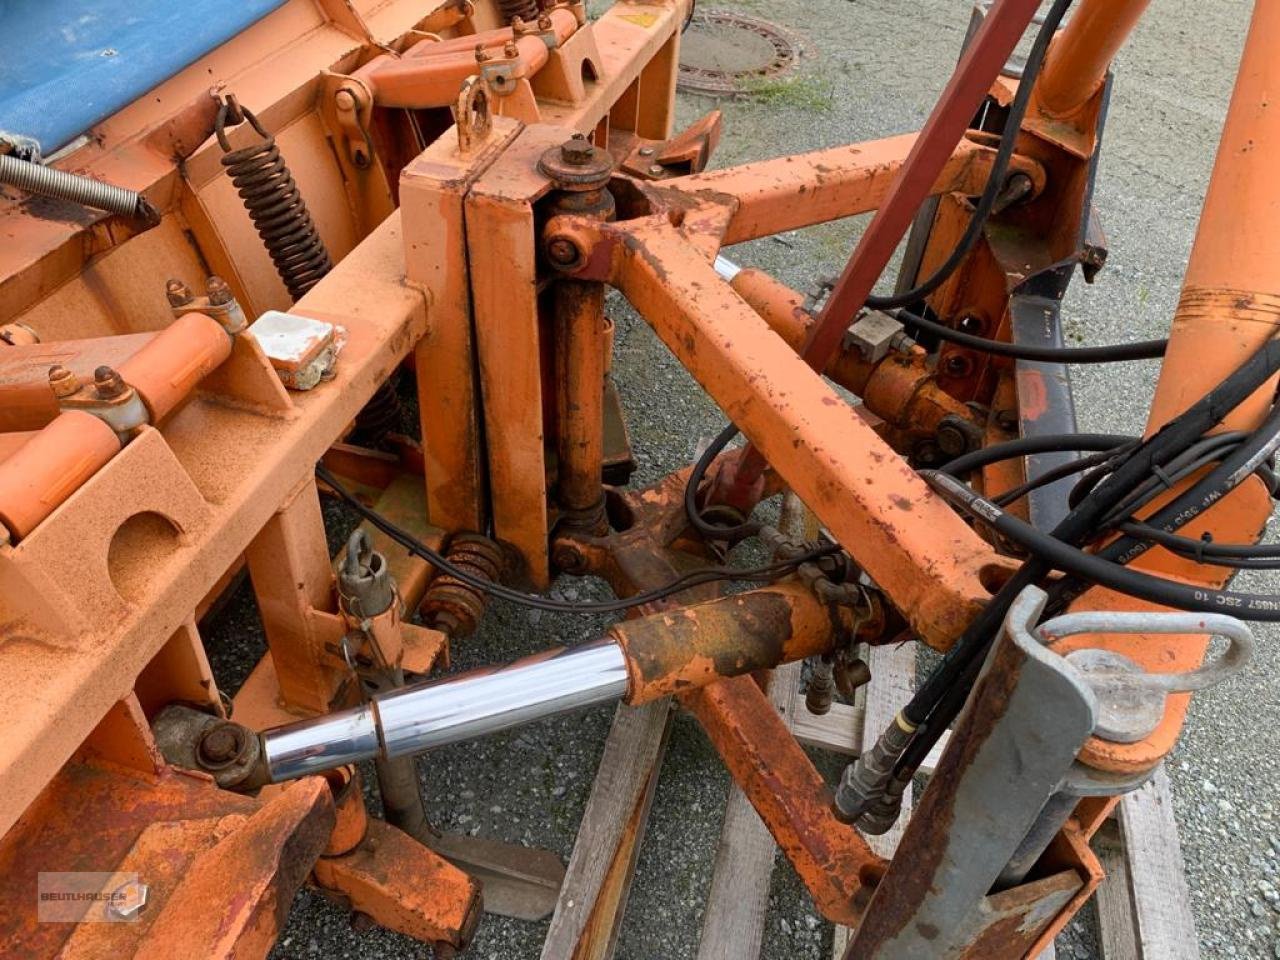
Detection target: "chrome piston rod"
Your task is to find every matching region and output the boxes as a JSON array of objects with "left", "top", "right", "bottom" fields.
[{"left": 261, "top": 640, "right": 629, "bottom": 782}]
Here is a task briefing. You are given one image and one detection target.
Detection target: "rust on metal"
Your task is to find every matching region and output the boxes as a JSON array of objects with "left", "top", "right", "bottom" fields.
[
  {"left": 614, "top": 581, "right": 843, "bottom": 703},
  {"left": 683, "top": 675, "right": 885, "bottom": 925}
]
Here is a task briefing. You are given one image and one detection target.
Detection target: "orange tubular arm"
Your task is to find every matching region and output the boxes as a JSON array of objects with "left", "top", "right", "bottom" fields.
[
  {"left": 1064, "top": 0, "right": 1280, "bottom": 775},
  {"left": 0, "top": 412, "right": 121, "bottom": 541},
  {"left": 682, "top": 675, "right": 884, "bottom": 925},
  {"left": 1035, "top": 0, "right": 1152, "bottom": 118},
  {"left": 605, "top": 219, "right": 997, "bottom": 649},
  {"left": 663, "top": 133, "right": 1043, "bottom": 246}
]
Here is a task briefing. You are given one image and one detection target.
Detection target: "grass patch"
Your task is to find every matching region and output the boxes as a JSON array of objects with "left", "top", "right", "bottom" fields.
[{"left": 740, "top": 72, "right": 834, "bottom": 112}]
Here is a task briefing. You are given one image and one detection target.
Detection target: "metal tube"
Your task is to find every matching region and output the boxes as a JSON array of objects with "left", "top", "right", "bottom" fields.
[
  {"left": 554, "top": 278, "right": 608, "bottom": 529},
  {"left": 376, "top": 641, "right": 628, "bottom": 759},
  {"left": 1148, "top": 0, "right": 1280, "bottom": 436},
  {"left": 262, "top": 641, "right": 629, "bottom": 781},
  {"left": 1035, "top": 0, "right": 1150, "bottom": 117},
  {"left": 261, "top": 703, "right": 381, "bottom": 781}
]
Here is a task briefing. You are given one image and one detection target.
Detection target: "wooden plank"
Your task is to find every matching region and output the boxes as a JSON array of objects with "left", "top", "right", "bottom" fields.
[
  {"left": 1094, "top": 819, "right": 1139, "bottom": 960},
  {"left": 696, "top": 660, "right": 803, "bottom": 960},
  {"left": 540, "top": 700, "right": 672, "bottom": 960},
  {"left": 1116, "top": 765, "right": 1199, "bottom": 960},
  {"left": 792, "top": 701, "right": 862, "bottom": 757},
  {"left": 832, "top": 642, "right": 916, "bottom": 959},
  {"left": 571, "top": 743, "right": 669, "bottom": 960}
]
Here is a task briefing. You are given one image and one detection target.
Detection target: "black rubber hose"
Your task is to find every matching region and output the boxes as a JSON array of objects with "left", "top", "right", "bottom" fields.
[
  {"left": 927, "top": 470, "right": 1280, "bottom": 620},
  {"left": 1037, "top": 406, "right": 1280, "bottom": 613},
  {"left": 1095, "top": 431, "right": 1248, "bottom": 527},
  {"left": 684, "top": 423, "right": 761, "bottom": 541},
  {"left": 896, "top": 307, "right": 1167, "bottom": 363},
  {"left": 992, "top": 443, "right": 1138, "bottom": 507},
  {"left": 316, "top": 464, "right": 835, "bottom": 615},
  {"left": 941, "top": 433, "right": 1135, "bottom": 477},
  {"left": 904, "top": 337, "right": 1280, "bottom": 728},
  {"left": 1120, "top": 521, "right": 1280, "bottom": 562},
  {"left": 1120, "top": 535, "right": 1280, "bottom": 570}
]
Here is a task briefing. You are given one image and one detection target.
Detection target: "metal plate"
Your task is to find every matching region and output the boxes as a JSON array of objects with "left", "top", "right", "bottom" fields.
[{"left": 677, "top": 10, "right": 807, "bottom": 97}]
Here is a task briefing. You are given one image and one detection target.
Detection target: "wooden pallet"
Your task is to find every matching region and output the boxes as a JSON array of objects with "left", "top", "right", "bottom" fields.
[{"left": 540, "top": 636, "right": 1201, "bottom": 959}]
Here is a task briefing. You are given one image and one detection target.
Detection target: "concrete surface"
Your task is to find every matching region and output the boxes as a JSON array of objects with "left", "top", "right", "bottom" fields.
[{"left": 209, "top": 0, "right": 1279, "bottom": 956}]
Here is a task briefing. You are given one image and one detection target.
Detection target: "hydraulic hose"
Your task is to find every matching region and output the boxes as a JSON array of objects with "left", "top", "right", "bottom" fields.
[
  {"left": 928, "top": 470, "right": 1280, "bottom": 620},
  {"left": 896, "top": 307, "right": 1167, "bottom": 363}
]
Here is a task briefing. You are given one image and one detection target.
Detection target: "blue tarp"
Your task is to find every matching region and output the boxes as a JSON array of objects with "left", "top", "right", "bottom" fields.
[{"left": 0, "top": 0, "right": 288, "bottom": 157}]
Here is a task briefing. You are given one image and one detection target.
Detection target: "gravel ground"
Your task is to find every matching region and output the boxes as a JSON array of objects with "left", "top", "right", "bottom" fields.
[{"left": 202, "top": 0, "right": 1278, "bottom": 957}]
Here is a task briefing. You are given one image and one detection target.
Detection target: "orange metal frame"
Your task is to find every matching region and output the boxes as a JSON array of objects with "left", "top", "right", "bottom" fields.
[{"left": 1, "top": 0, "right": 1275, "bottom": 955}]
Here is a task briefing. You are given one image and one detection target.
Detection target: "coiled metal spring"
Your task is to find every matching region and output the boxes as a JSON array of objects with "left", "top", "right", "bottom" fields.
[
  {"left": 418, "top": 534, "right": 506, "bottom": 637},
  {"left": 215, "top": 102, "right": 333, "bottom": 301},
  {"left": 497, "top": 0, "right": 539, "bottom": 25},
  {"left": 0, "top": 153, "right": 157, "bottom": 222},
  {"left": 353, "top": 377, "right": 406, "bottom": 446}
]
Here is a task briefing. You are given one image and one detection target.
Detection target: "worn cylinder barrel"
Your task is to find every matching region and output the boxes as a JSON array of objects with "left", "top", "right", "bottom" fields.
[{"left": 613, "top": 580, "right": 840, "bottom": 704}]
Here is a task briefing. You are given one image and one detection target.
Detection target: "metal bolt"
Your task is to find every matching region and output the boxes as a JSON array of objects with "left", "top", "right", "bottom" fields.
[
  {"left": 93, "top": 366, "right": 127, "bottom": 399},
  {"left": 503, "top": 40, "right": 520, "bottom": 58},
  {"left": 560, "top": 134, "right": 594, "bottom": 166},
  {"left": 474, "top": 44, "right": 490, "bottom": 63},
  {"left": 992, "top": 172, "right": 1034, "bottom": 215},
  {"left": 648, "top": 164, "right": 664, "bottom": 176},
  {"left": 805, "top": 662, "right": 835, "bottom": 715},
  {"left": 552, "top": 542, "right": 586, "bottom": 573},
  {"left": 197, "top": 724, "right": 245, "bottom": 766},
  {"left": 546, "top": 236, "right": 582, "bottom": 267},
  {"left": 206, "top": 276, "right": 234, "bottom": 306},
  {"left": 537, "top": 14, "right": 552, "bottom": 29},
  {"left": 48, "top": 365, "right": 80, "bottom": 399},
  {"left": 334, "top": 88, "right": 357, "bottom": 111},
  {"left": 995, "top": 408, "right": 1019, "bottom": 433},
  {"left": 106, "top": 880, "right": 149, "bottom": 920},
  {"left": 511, "top": 15, "right": 526, "bottom": 30},
  {"left": 638, "top": 147, "right": 655, "bottom": 156},
  {"left": 165, "top": 278, "right": 194, "bottom": 307},
  {"left": 936, "top": 421, "right": 970, "bottom": 457}
]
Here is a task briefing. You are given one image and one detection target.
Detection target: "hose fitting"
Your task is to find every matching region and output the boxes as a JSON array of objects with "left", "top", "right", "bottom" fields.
[{"left": 833, "top": 711, "right": 917, "bottom": 823}]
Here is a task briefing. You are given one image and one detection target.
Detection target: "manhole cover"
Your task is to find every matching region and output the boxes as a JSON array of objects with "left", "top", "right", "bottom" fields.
[{"left": 677, "top": 10, "right": 807, "bottom": 97}]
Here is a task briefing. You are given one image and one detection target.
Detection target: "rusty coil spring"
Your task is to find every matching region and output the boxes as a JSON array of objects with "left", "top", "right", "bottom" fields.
[
  {"left": 215, "top": 103, "right": 333, "bottom": 301},
  {"left": 418, "top": 534, "right": 506, "bottom": 637},
  {"left": 497, "top": 0, "right": 539, "bottom": 24},
  {"left": 353, "top": 377, "right": 405, "bottom": 446}
]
